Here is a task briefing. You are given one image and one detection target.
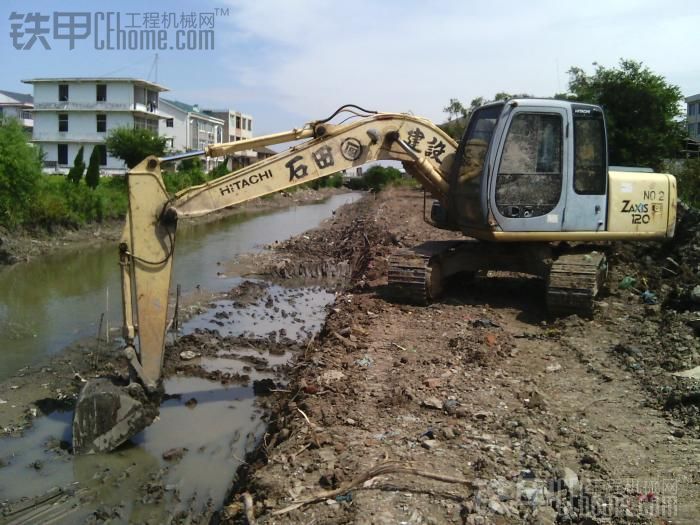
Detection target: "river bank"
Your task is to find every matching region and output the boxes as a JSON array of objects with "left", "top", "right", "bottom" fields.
[{"left": 0, "top": 187, "right": 347, "bottom": 265}]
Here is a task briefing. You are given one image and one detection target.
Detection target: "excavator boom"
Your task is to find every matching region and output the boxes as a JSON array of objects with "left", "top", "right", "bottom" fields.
[
  {"left": 73, "top": 99, "right": 677, "bottom": 453},
  {"left": 73, "top": 109, "right": 458, "bottom": 453}
]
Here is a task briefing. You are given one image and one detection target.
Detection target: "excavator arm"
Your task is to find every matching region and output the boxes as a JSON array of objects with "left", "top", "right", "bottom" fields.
[{"left": 73, "top": 109, "right": 457, "bottom": 453}]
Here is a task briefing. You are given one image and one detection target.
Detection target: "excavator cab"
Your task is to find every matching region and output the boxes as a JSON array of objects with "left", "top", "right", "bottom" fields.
[{"left": 440, "top": 100, "right": 610, "bottom": 235}]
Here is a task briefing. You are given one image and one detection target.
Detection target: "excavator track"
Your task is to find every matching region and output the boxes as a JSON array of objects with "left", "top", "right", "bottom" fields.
[
  {"left": 546, "top": 251, "right": 607, "bottom": 317},
  {"left": 388, "top": 251, "right": 434, "bottom": 304},
  {"left": 387, "top": 241, "right": 462, "bottom": 304}
]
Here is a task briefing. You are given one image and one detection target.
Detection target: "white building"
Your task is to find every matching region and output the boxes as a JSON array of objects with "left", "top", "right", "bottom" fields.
[
  {"left": 203, "top": 109, "right": 256, "bottom": 169},
  {"left": 23, "top": 77, "right": 168, "bottom": 174},
  {"left": 0, "top": 90, "right": 33, "bottom": 132},
  {"left": 687, "top": 94, "right": 700, "bottom": 141},
  {"left": 158, "top": 99, "right": 223, "bottom": 153}
]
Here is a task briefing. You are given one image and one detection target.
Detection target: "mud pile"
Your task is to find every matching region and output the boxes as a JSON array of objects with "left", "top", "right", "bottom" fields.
[
  {"left": 270, "top": 196, "right": 401, "bottom": 283},
  {"left": 605, "top": 203, "right": 700, "bottom": 430}
]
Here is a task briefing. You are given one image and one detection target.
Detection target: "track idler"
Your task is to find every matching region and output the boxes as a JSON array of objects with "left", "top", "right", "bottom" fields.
[{"left": 72, "top": 378, "right": 161, "bottom": 455}]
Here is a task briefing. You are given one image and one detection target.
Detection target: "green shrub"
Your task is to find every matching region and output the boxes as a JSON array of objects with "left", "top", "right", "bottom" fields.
[
  {"left": 67, "top": 146, "right": 85, "bottom": 184},
  {"left": 209, "top": 161, "right": 231, "bottom": 179},
  {"left": 668, "top": 158, "right": 700, "bottom": 208},
  {"left": 346, "top": 165, "right": 403, "bottom": 192},
  {"left": 85, "top": 146, "right": 100, "bottom": 189},
  {"left": 93, "top": 176, "right": 127, "bottom": 220},
  {"left": 106, "top": 127, "right": 168, "bottom": 168},
  {"left": 0, "top": 119, "right": 43, "bottom": 228},
  {"left": 30, "top": 189, "right": 78, "bottom": 230}
]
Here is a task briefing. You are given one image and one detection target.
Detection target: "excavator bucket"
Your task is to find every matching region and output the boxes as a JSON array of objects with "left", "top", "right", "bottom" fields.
[{"left": 72, "top": 378, "right": 160, "bottom": 455}]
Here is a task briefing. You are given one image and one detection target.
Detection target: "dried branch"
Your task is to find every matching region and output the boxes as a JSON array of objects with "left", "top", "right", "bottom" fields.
[{"left": 271, "top": 461, "right": 473, "bottom": 515}]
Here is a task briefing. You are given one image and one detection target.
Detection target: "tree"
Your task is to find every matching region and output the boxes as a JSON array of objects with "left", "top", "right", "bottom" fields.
[
  {"left": 441, "top": 95, "right": 533, "bottom": 140},
  {"left": 0, "top": 119, "right": 42, "bottom": 227},
  {"left": 67, "top": 146, "right": 85, "bottom": 184},
  {"left": 105, "top": 127, "right": 168, "bottom": 169},
  {"left": 441, "top": 98, "right": 475, "bottom": 140},
  {"left": 85, "top": 146, "right": 101, "bottom": 189},
  {"left": 559, "top": 59, "right": 685, "bottom": 170}
]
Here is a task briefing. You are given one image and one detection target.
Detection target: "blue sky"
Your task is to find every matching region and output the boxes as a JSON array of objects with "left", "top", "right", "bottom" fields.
[{"left": 1, "top": 0, "right": 699, "bottom": 136}]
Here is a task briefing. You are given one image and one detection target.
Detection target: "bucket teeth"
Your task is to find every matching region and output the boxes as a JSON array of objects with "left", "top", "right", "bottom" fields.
[{"left": 72, "top": 378, "right": 160, "bottom": 454}]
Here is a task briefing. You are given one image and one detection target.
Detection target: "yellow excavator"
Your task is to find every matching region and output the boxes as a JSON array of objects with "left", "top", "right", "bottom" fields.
[{"left": 72, "top": 100, "right": 677, "bottom": 454}]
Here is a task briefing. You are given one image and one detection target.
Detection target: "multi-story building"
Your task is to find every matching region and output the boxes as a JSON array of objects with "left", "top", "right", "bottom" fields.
[
  {"left": 687, "top": 94, "right": 700, "bottom": 141},
  {"left": 23, "top": 77, "right": 168, "bottom": 174},
  {"left": 203, "top": 109, "right": 256, "bottom": 169},
  {"left": 0, "top": 90, "right": 33, "bottom": 133},
  {"left": 159, "top": 99, "right": 224, "bottom": 150},
  {"left": 159, "top": 99, "right": 225, "bottom": 170}
]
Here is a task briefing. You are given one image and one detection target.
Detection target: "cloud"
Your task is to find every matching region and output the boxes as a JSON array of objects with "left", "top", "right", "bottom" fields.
[{"left": 214, "top": 0, "right": 699, "bottom": 126}]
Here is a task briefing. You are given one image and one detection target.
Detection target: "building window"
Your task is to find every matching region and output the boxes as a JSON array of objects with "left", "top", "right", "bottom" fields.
[
  {"left": 96, "top": 145, "right": 107, "bottom": 166},
  {"left": 697, "top": 122, "right": 700, "bottom": 136},
  {"left": 96, "top": 84, "right": 107, "bottom": 102},
  {"left": 58, "top": 84, "right": 69, "bottom": 102},
  {"left": 236, "top": 116, "right": 241, "bottom": 129},
  {"left": 57, "top": 144, "right": 68, "bottom": 165},
  {"left": 21, "top": 110, "right": 32, "bottom": 120},
  {"left": 247, "top": 119, "right": 251, "bottom": 131},
  {"left": 96, "top": 114, "right": 107, "bottom": 132},
  {"left": 58, "top": 113, "right": 68, "bottom": 132},
  {"left": 166, "top": 118, "right": 174, "bottom": 127}
]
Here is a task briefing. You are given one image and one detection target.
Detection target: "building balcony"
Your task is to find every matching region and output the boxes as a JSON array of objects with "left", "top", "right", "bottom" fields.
[
  {"left": 34, "top": 101, "right": 161, "bottom": 114},
  {"left": 32, "top": 131, "right": 108, "bottom": 142}
]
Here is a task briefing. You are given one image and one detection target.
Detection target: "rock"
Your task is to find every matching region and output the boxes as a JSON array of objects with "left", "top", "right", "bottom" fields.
[
  {"left": 162, "top": 447, "right": 188, "bottom": 462},
  {"left": 185, "top": 397, "right": 197, "bottom": 408},
  {"left": 525, "top": 390, "right": 547, "bottom": 410},
  {"left": 534, "top": 506, "right": 557, "bottom": 525},
  {"left": 455, "top": 407, "right": 470, "bottom": 418},
  {"left": 422, "top": 397, "right": 443, "bottom": 410},
  {"left": 253, "top": 378, "right": 276, "bottom": 395},
  {"left": 320, "top": 370, "right": 345, "bottom": 385},
  {"left": 487, "top": 497, "right": 507, "bottom": 515},
  {"left": 442, "top": 426, "right": 457, "bottom": 440},
  {"left": 473, "top": 410, "right": 491, "bottom": 420},
  {"left": 421, "top": 439, "right": 439, "bottom": 450},
  {"left": 545, "top": 363, "right": 562, "bottom": 373},
  {"left": 423, "top": 377, "right": 442, "bottom": 388},
  {"left": 442, "top": 399, "right": 459, "bottom": 414},
  {"left": 179, "top": 350, "right": 199, "bottom": 361},
  {"left": 557, "top": 466, "right": 579, "bottom": 492},
  {"left": 691, "top": 285, "right": 700, "bottom": 303}
]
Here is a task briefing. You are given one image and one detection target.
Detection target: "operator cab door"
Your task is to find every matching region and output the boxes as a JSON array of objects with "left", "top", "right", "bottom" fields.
[
  {"left": 562, "top": 105, "right": 608, "bottom": 231},
  {"left": 490, "top": 106, "right": 568, "bottom": 231}
]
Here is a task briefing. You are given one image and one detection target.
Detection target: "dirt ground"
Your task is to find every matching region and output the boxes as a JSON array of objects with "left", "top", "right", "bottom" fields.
[
  {"left": 1, "top": 186, "right": 699, "bottom": 524},
  {"left": 218, "top": 187, "right": 700, "bottom": 524}
]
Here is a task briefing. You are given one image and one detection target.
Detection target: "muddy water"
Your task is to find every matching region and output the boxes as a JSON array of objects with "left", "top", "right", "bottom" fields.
[
  {"left": 0, "top": 193, "right": 360, "bottom": 381},
  {"left": 0, "top": 194, "right": 359, "bottom": 523}
]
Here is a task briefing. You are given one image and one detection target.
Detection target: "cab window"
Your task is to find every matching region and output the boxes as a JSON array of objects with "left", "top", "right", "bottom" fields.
[
  {"left": 495, "top": 113, "right": 563, "bottom": 218},
  {"left": 574, "top": 117, "right": 606, "bottom": 194}
]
